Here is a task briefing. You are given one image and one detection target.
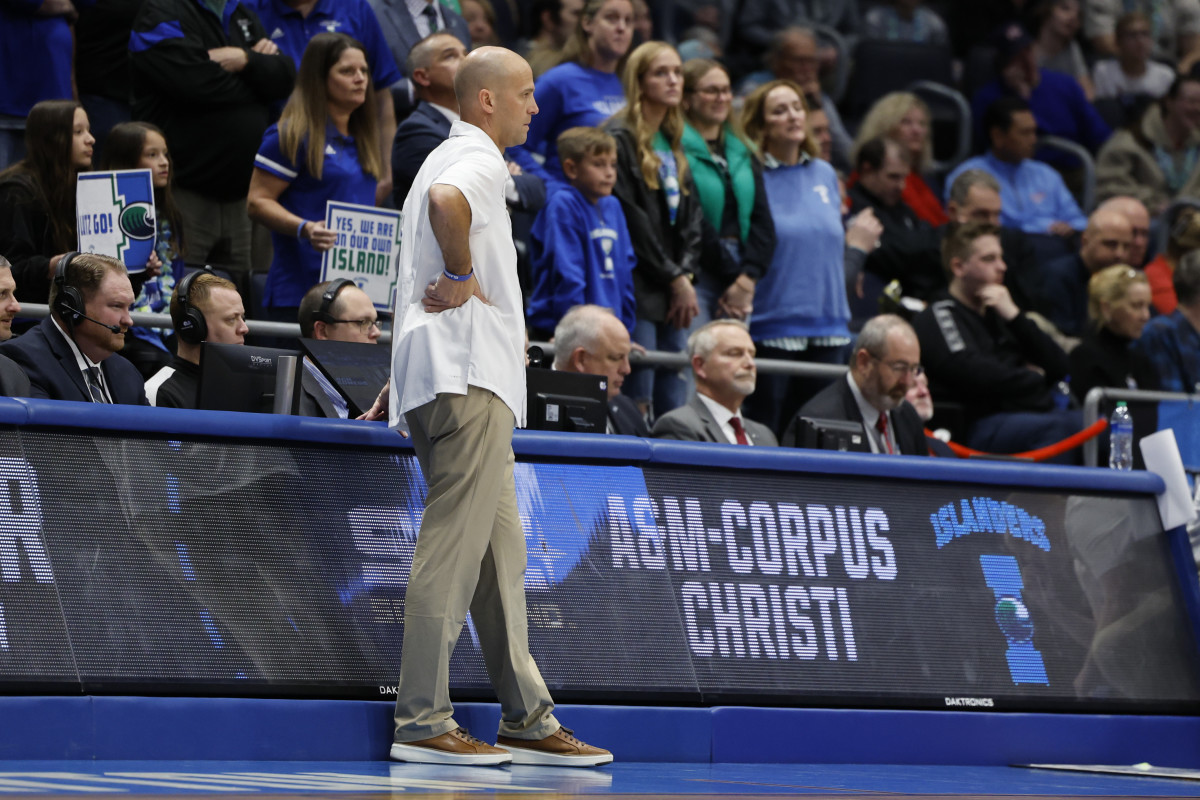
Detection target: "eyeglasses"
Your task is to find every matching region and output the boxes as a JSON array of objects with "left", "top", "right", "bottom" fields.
[
  {"left": 692, "top": 86, "right": 733, "bottom": 98},
  {"left": 326, "top": 317, "right": 379, "bottom": 333},
  {"left": 871, "top": 355, "right": 924, "bottom": 376}
]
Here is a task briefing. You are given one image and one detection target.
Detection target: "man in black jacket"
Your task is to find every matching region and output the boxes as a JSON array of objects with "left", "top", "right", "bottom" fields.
[
  {"left": 552, "top": 304, "right": 648, "bottom": 437},
  {"left": 943, "top": 168, "right": 1050, "bottom": 319},
  {"left": 787, "top": 314, "right": 928, "bottom": 455},
  {"left": 130, "top": 0, "right": 295, "bottom": 273},
  {"left": 913, "top": 222, "right": 1081, "bottom": 458},
  {"left": 848, "top": 138, "right": 945, "bottom": 302}
]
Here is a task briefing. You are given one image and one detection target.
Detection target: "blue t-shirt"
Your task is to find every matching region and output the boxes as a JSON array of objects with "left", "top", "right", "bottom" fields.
[
  {"left": 0, "top": 0, "right": 90, "bottom": 117},
  {"left": 244, "top": 0, "right": 401, "bottom": 89},
  {"left": 750, "top": 157, "right": 850, "bottom": 342},
  {"left": 255, "top": 122, "right": 377, "bottom": 307},
  {"left": 653, "top": 130, "right": 681, "bottom": 226},
  {"left": 510, "top": 61, "right": 625, "bottom": 196},
  {"left": 943, "top": 152, "right": 1087, "bottom": 234},
  {"left": 527, "top": 187, "right": 637, "bottom": 333}
]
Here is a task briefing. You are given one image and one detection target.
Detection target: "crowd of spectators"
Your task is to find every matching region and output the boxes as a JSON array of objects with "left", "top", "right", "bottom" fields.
[{"left": 2, "top": 0, "right": 1200, "bottom": 461}]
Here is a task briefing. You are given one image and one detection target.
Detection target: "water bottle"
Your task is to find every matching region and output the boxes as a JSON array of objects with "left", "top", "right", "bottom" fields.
[{"left": 1109, "top": 402, "right": 1133, "bottom": 471}]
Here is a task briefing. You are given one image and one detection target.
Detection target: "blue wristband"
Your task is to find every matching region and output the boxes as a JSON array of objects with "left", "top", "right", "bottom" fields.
[
  {"left": 296, "top": 220, "right": 308, "bottom": 240},
  {"left": 442, "top": 268, "right": 472, "bottom": 282}
]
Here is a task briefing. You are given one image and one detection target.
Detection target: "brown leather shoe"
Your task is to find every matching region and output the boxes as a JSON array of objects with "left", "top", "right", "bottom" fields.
[
  {"left": 390, "top": 727, "right": 513, "bottom": 765},
  {"left": 496, "top": 727, "right": 613, "bottom": 767}
]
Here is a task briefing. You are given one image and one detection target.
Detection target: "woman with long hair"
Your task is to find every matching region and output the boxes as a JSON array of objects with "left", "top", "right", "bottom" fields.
[
  {"left": 851, "top": 91, "right": 946, "bottom": 226},
  {"left": 101, "top": 121, "right": 186, "bottom": 378},
  {"left": 680, "top": 58, "right": 775, "bottom": 326},
  {"left": 606, "top": 40, "right": 703, "bottom": 419},
  {"left": 0, "top": 100, "right": 94, "bottom": 302},
  {"left": 248, "top": 32, "right": 381, "bottom": 319},
  {"left": 512, "top": 0, "right": 634, "bottom": 195},
  {"left": 740, "top": 79, "right": 870, "bottom": 436}
]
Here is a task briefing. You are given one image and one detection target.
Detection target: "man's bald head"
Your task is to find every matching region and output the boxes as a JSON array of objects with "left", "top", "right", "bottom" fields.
[
  {"left": 455, "top": 47, "right": 538, "bottom": 148},
  {"left": 1097, "top": 195, "right": 1150, "bottom": 266},
  {"left": 455, "top": 47, "right": 527, "bottom": 111},
  {"left": 1081, "top": 207, "right": 1133, "bottom": 273}
]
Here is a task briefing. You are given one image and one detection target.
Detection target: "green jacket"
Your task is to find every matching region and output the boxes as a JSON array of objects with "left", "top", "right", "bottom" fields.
[{"left": 681, "top": 122, "right": 757, "bottom": 242}]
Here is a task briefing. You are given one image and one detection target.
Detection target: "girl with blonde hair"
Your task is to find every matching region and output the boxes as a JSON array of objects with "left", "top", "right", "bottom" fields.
[
  {"left": 1069, "top": 264, "right": 1159, "bottom": 401},
  {"left": 605, "top": 40, "right": 704, "bottom": 418}
]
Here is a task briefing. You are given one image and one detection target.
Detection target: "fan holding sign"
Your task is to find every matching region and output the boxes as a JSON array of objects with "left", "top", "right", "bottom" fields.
[{"left": 248, "top": 32, "right": 383, "bottom": 321}]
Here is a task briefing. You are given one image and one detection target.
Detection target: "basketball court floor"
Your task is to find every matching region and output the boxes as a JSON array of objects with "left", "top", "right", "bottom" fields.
[{"left": 0, "top": 761, "right": 1197, "bottom": 798}]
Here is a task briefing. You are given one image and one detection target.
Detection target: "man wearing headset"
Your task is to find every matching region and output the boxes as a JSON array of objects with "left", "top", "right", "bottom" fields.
[
  {"left": 0, "top": 253, "right": 145, "bottom": 404},
  {"left": 295, "top": 279, "right": 381, "bottom": 418},
  {"left": 144, "top": 269, "right": 250, "bottom": 408}
]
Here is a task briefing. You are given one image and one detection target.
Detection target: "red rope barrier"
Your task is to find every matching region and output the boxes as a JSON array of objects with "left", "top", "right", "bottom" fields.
[{"left": 927, "top": 418, "right": 1110, "bottom": 462}]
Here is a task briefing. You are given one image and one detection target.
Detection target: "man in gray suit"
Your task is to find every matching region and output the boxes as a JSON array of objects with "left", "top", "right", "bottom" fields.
[{"left": 652, "top": 320, "right": 778, "bottom": 446}]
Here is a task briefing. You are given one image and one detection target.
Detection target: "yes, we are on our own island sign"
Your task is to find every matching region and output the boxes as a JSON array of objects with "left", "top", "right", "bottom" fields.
[{"left": 322, "top": 201, "right": 401, "bottom": 311}]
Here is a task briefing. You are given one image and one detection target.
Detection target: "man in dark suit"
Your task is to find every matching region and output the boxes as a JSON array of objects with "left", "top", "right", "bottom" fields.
[
  {"left": 296, "top": 279, "right": 381, "bottom": 418},
  {"left": 1, "top": 253, "right": 147, "bottom": 404},
  {"left": 652, "top": 320, "right": 777, "bottom": 445},
  {"left": 786, "top": 314, "right": 927, "bottom": 455},
  {"left": 367, "top": 0, "right": 471, "bottom": 119},
  {"left": 552, "top": 304, "right": 647, "bottom": 436},
  {"left": 392, "top": 32, "right": 544, "bottom": 210}
]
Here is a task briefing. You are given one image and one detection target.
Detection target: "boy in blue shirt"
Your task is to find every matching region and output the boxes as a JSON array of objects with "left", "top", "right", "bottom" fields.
[{"left": 527, "top": 127, "right": 637, "bottom": 340}]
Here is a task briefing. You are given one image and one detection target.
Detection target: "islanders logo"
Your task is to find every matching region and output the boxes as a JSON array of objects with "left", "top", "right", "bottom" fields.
[
  {"left": 119, "top": 202, "right": 156, "bottom": 240},
  {"left": 931, "top": 497, "right": 1050, "bottom": 685}
]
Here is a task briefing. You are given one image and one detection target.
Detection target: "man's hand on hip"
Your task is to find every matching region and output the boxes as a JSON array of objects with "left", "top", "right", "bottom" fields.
[{"left": 423, "top": 272, "right": 488, "bottom": 312}]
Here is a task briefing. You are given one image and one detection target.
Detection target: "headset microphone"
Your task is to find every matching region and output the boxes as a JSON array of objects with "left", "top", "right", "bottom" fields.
[{"left": 79, "top": 314, "right": 123, "bottom": 334}]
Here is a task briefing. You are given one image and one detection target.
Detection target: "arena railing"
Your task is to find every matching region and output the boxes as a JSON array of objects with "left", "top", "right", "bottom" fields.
[
  {"left": 18, "top": 303, "right": 851, "bottom": 379},
  {"left": 1083, "top": 385, "right": 1200, "bottom": 469}
]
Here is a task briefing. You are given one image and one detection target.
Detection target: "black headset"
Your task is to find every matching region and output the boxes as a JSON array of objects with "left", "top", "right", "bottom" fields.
[
  {"left": 52, "top": 251, "right": 85, "bottom": 331},
  {"left": 316, "top": 278, "right": 355, "bottom": 324},
  {"left": 175, "top": 266, "right": 213, "bottom": 345}
]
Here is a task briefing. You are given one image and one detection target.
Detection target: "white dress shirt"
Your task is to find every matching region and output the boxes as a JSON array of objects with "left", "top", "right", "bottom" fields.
[
  {"left": 845, "top": 372, "right": 892, "bottom": 454},
  {"left": 696, "top": 392, "right": 754, "bottom": 445},
  {"left": 389, "top": 120, "right": 527, "bottom": 430}
]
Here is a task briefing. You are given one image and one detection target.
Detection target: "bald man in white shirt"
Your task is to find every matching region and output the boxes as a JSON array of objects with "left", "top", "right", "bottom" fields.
[{"left": 379, "top": 47, "right": 611, "bottom": 769}]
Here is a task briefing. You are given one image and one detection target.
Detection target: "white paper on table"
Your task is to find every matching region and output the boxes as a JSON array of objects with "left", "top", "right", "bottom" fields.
[{"left": 1140, "top": 429, "right": 1198, "bottom": 530}]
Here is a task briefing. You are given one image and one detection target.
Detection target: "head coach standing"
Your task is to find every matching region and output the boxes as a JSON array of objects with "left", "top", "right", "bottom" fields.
[
  {"left": 380, "top": 47, "right": 611, "bottom": 768},
  {"left": 0, "top": 253, "right": 146, "bottom": 404}
]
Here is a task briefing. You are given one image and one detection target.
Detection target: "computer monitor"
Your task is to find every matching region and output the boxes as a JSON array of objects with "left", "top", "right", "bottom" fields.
[
  {"left": 525, "top": 368, "right": 607, "bottom": 434},
  {"left": 198, "top": 343, "right": 303, "bottom": 415},
  {"left": 796, "top": 417, "right": 871, "bottom": 452},
  {"left": 298, "top": 338, "right": 391, "bottom": 418}
]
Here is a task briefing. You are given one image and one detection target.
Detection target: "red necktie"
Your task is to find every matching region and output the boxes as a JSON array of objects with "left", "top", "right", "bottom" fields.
[
  {"left": 875, "top": 413, "right": 893, "bottom": 454},
  {"left": 729, "top": 416, "right": 750, "bottom": 445}
]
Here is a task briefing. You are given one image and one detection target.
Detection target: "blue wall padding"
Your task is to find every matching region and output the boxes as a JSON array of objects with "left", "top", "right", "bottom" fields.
[
  {"left": 0, "top": 697, "right": 94, "bottom": 759},
  {"left": 710, "top": 707, "right": 1200, "bottom": 767},
  {"left": 3, "top": 697, "right": 1199, "bottom": 765}
]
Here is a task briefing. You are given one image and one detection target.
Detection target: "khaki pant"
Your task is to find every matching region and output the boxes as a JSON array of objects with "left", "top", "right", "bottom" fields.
[{"left": 393, "top": 386, "right": 559, "bottom": 743}]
